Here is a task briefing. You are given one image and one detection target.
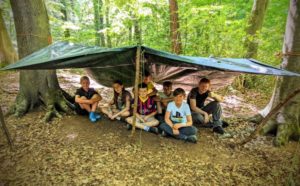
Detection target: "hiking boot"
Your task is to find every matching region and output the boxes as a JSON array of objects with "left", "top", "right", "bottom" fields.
[
  {"left": 161, "top": 130, "right": 167, "bottom": 137},
  {"left": 213, "top": 126, "right": 225, "bottom": 134},
  {"left": 185, "top": 135, "right": 197, "bottom": 143},
  {"left": 222, "top": 121, "right": 229, "bottom": 128},
  {"left": 89, "top": 112, "right": 97, "bottom": 123},
  {"left": 126, "top": 124, "right": 132, "bottom": 130},
  {"left": 149, "top": 127, "right": 159, "bottom": 134}
]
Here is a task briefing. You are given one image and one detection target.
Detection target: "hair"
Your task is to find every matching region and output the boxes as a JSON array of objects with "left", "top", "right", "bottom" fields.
[
  {"left": 138, "top": 83, "right": 148, "bottom": 89},
  {"left": 163, "top": 81, "right": 172, "bottom": 87},
  {"left": 173, "top": 88, "right": 185, "bottom": 97},
  {"left": 144, "top": 70, "right": 151, "bottom": 77},
  {"left": 80, "top": 76, "right": 90, "bottom": 83},
  {"left": 113, "top": 80, "right": 127, "bottom": 108},
  {"left": 113, "top": 79, "right": 123, "bottom": 86},
  {"left": 199, "top": 78, "right": 210, "bottom": 84}
]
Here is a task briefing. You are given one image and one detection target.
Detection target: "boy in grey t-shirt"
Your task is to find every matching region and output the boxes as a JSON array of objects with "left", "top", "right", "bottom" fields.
[{"left": 159, "top": 88, "right": 198, "bottom": 143}]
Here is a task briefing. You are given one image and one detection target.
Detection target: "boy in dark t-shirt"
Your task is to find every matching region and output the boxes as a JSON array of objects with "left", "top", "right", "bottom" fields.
[
  {"left": 187, "top": 78, "right": 226, "bottom": 134},
  {"left": 75, "top": 76, "right": 102, "bottom": 122}
]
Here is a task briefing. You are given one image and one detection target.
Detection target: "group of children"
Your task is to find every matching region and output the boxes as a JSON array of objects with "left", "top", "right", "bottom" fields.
[{"left": 74, "top": 72, "right": 228, "bottom": 143}]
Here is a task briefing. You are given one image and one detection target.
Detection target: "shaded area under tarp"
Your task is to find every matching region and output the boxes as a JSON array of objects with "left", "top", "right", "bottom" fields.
[{"left": 2, "top": 42, "right": 300, "bottom": 88}]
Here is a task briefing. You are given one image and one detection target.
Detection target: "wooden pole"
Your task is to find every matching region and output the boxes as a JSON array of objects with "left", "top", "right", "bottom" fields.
[
  {"left": 131, "top": 46, "right": 141, "bottom": 136},
  {"left": 239, "top": 88, "right": 300, "bottom": 146},
  {"left": 0, "top": 105, "right": 14, "bottom": 149}
]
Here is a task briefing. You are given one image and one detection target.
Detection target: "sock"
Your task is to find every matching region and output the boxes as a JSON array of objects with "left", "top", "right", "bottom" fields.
[{"left": 144, "top": 126, "right": 150, "bottom": 131}]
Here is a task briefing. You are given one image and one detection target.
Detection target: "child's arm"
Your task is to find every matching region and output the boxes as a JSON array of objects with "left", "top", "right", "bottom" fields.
[
  {"left": 111, "top": 96, "right": 131, "bottom": 119},
  {"left": 144, "top": 111, "right": 157, "bottom": 121},
  {"left": 75, "top": 95, "right": 93, "bottom": 104},
  {"left": 164, "top": 111, "right": 174, "bottom": 127},
  {"left": 208, "top": 92, "right": 224, "bottom": 102},
  {"left": 189, "top": 98, "right": 209, "bottom": 123},
  {"left": 90, "top": 94, "right": 102, "bottom": 103},
  {"left": 173, "top": 115, "right": 193, "bottom": 129}
]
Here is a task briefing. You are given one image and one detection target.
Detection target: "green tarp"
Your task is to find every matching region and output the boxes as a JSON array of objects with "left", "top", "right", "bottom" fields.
[{"left": 2, "top": 42, "right": 300, "bottom": 87}]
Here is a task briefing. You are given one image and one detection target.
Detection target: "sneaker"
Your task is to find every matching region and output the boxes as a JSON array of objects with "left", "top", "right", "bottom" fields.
[
  {"left": 126, "top": 124, "right": 132, "bottom": 130},
  {"left": 89, "top": 112, "right": 97, "bottom": 123},
  {"left": 185, "top": 135, "right": 197, "bottom": 143},
  {"left": 161, "top": 130, "right": 167, "bottom": 137},
  {"left": 213, "top": 126, "right": 225, "bottom": 134},
  {"left": 222, "top": 121, "right": 229, "bottom": 128},
  {"left": 94, "top": 113, "right": 101, "bottom": 120},
  {"left": 149, "top": 127, "right": 159, "bottom": 134}
]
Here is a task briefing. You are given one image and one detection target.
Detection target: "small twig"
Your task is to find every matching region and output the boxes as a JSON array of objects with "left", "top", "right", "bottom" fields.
[
  {"left": 0, "top": 105, "right": 14, "bottom": 150},
  {"left": 239, "top": 88, "right": 300, "bottom": 146}
]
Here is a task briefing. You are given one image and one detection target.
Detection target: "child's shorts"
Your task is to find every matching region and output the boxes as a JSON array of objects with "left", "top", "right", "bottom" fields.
[{"left": 75, "top": 103, "right": 89, "bottom": 115}]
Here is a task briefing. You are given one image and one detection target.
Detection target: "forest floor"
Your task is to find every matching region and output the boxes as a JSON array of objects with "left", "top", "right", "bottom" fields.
[{"left": 0, "top": 70, "right": 300, "bottom": 185}]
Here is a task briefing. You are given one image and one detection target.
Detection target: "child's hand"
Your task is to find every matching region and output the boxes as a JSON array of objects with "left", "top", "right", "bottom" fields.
[
  {"left": 173, "top": 124, "right": 181, "bottom": 130},
  {"left": 173, "top": 129, "right": 179, "bottom": 135},
  {"left": 203, "top": 112, "right": 210, "bottom": 124},
  {"left": 144, "top": 116, "right": 149, "bottom": 122}
]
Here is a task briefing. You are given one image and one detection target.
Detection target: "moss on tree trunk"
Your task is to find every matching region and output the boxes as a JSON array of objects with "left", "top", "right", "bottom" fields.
[
  {"left": 10, "top": 0, "right": 71, "bottom": 122},
  {"left": 256, "top": 0, "right": 300, "bottom": 146},
  {"left": 0, "top": 8, "right": 18, "bottom": 66}
]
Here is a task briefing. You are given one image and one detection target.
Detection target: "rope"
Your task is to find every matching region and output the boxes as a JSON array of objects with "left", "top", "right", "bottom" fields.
[{"left": 275, "top": 51, "right": 300, "bottom": 58}]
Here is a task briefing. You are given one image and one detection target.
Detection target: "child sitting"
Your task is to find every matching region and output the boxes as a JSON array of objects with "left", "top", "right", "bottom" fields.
[
  {"left": 143, "top": 70, "right": 158, "bottom": 97},
  {"left": 101, "top": 80, "right": 132, "bottom": 120},
  {"left": 125, "top": 83, "right": 159, "bottom": 134},
  {"left": 74, "top": 76, "right": 102, "bottom": 122},
  {"left": 159, "top": 88, "right": 198, "bottom": 143}
]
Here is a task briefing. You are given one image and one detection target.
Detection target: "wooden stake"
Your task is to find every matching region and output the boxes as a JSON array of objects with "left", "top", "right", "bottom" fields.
[
  {"left": 0, "top": 105, "right": 14, "bottom": 149},
  {"left": 131, "top": 46, "right": 141, "bottom": 136}
]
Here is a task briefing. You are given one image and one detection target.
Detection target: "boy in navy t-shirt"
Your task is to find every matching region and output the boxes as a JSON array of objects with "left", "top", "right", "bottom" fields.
[{"left": 74, "top": 76, "right": 102, "bottom": 122}]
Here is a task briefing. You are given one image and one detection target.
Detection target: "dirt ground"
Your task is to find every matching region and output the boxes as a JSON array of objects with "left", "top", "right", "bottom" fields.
[{"left": 0, "top": 70, "right": 299, "bottom": 185}]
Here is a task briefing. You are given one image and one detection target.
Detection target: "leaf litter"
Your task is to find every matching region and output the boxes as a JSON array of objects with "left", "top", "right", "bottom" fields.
[{"left": 0, "top": 70, "right": 299, "bottom": 185}]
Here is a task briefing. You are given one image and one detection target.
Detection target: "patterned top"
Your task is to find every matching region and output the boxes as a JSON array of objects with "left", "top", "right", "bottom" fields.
[{"left": 134, "top": 96, "right": 156, "bottom": 115}]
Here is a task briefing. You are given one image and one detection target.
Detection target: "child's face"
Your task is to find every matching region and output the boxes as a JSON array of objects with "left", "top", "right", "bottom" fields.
[
  {"left": 198, "top": 82, "right": 210, "bottom": 94},
  {"left": 138, "top": 87, "right": 148, "bottom": 98},
  {"left": 163, "top": 85, "right": 172, "bottom": 96},
  {"left": 81, "top": 79, "right": 90, "bottom": 91},
  {"left": 113, "top": 83, "right": 123, "bottom": 94},
  {"left": 143, "top": 76, "right": 152, "bottom": 84},
  {"left": 174, "top": 94, "right": 185, "bottom": 104}
]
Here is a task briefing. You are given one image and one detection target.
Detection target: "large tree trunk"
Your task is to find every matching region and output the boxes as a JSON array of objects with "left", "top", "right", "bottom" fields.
[
  {"left": 0, "top": 8, "right": 18, "bottom": 66},
  {"left": 93, "top": 0, "right": 105, "bottom": 46},
  {"left": 169, "top": 0, "right": 182, "bottom": 54},
  {"left": 244, "top": 0, "right": 269, "bottom": 58},
  {"left": 257, "top": 0, "right": 300, "bottom": 146},
  {"left": 10, "top": 0, "right": 70, "bottom": 122}
]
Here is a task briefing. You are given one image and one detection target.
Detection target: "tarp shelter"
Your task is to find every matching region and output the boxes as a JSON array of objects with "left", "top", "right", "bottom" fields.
[{"left": 2, "top": 42, "right": 300, "bottom": 88}]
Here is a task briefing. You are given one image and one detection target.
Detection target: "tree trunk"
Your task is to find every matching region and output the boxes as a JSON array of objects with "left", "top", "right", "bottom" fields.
[
  {"left": 105, "top": 0, "right": 112, "bottom": 47},
  {"left": 169, "top": 0, "right": 182, "bottom": 54},
  {"left": 10, "top": 0, "right": 70, "bottom": 122},
  {"left": 93, "top": 0, "right": 105, "bottom": 46},
  {"left": 133, "top": 18, "right": 141, "bottom": 45},
  {"left": 244, "top": 0, "right": 269, "bottom": 58},
  {"left": 0, "top": 8, "right": 18, "bottom": 66},
  {"left": 61, "top": 0, "right": 71, "bottom": 38},
  {"left": 237, "top": 0, "right": 269, "bottom": 90},
  {"left": 257, "top": 0, "right": 300, "bottom": 146}
]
